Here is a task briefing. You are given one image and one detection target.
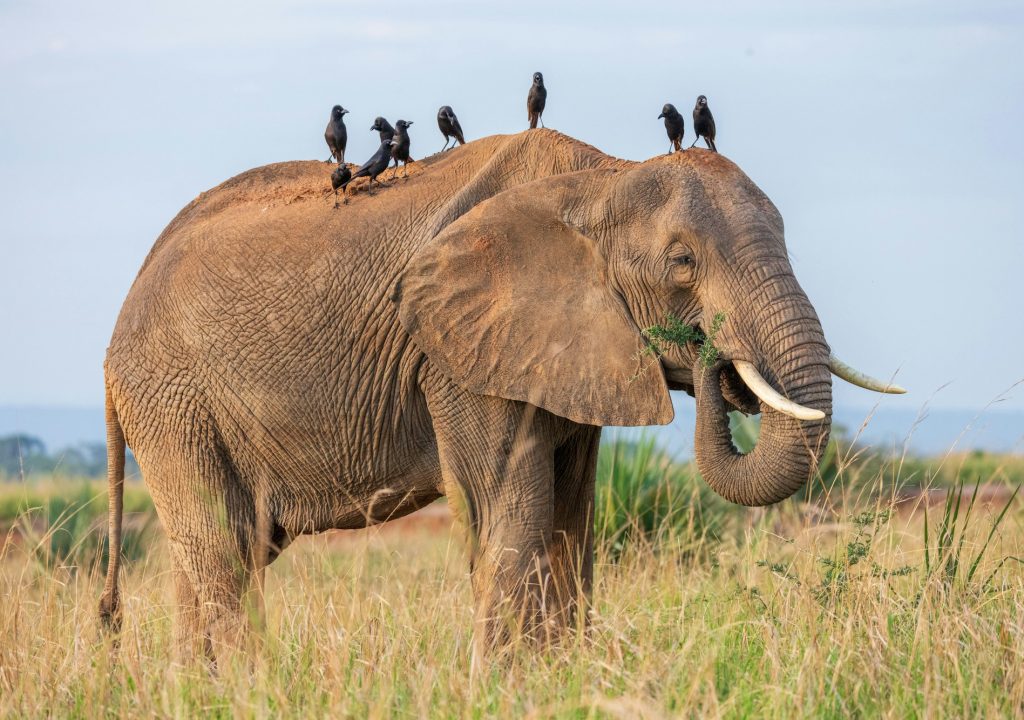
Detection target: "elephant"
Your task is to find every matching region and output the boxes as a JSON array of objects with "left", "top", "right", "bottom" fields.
[{"left": 98, "top": 129, "right": 903, "bottom": 661}]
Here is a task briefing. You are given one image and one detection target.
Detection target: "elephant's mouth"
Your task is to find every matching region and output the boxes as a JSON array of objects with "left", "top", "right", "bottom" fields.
[
  {"left": 662, "top": 328, "right": 760, "bottom": 415},
  {"left": 668, "top": 366, "right": 759, "bottom": 416},
  {"left": 716, "top": 363, "right": 761, "bottom": 415}
]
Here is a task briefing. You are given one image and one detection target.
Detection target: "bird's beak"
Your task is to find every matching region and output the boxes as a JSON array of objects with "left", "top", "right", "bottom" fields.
[
  {"left": 657, "top": 113, "right": 664, "bottom": 118},
  {"left": 369, "top": 126, "right": 375, "bottom": 131},
  {"left": 408, "top": 122, "right": 414, "bottom": 126},
  {"left": 342, "top": 110, "right": 349, "bottom": 115}
]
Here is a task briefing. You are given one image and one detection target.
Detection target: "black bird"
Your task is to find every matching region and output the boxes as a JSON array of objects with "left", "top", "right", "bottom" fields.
[
  {"left": 527, "top": 71, "right": 547, "bottom": 129},
  {"left": 370, "top": 116, "right": 396, "bottom": 143},
  {"left": 691, "top": 95, "right": 717, "bottom": 152},
  {"left": 389, "top": 120, "right": 414, "bottom": 180},
  {"left": 325, "top": 105, "right": 349, "bottom": 164},
  {"left": 345, "top": 139, "right": 393, "bottom": 195},
  {"left": 657, "top": 103, "right": 685, "bottom": 154},
  {"left": 330, "top": 164, "right": 352, "bottom": 207},
  {"left": 436, "top": 106, "right": 465, "bottom": 151}
]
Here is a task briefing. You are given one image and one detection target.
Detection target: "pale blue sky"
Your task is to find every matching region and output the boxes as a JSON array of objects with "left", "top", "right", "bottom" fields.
[{"left": 1, "top": 1, "right": 1022, "bottom": 416}]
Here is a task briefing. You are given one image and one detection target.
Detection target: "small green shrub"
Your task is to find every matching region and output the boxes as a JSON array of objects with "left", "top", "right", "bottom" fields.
[{"left": 756, "top": 480, "right": 1020, "bottom": 610}]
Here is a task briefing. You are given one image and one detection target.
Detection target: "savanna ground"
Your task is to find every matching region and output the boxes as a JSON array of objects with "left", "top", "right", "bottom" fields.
[{"left": 3, "top": 422, "right": 1024, "bottom": 719}]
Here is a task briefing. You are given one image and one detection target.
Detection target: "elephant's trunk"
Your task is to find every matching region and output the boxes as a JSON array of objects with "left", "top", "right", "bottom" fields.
[{"left": 692, "top": 279, "right": 832, "bottom": 506}]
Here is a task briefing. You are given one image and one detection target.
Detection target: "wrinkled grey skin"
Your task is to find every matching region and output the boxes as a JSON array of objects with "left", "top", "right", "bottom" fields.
[{"left": 99, "top": 129, "right": 830, "bottom": 662}]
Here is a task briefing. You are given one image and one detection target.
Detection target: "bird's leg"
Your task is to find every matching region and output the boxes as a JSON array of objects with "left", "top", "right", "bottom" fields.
[
  {"left": 441, "top": 138, "right": 450, "bottom": 152},
  {"left": 690, "top": 137, "right": 699, "bottom": 148},
  {"left": 540, "top": 116, "right": 545, "bottom": 128},
  {"left": 333, "top": 188, "right": 339, "bottom": 209},
  {"left": 343, "top": 187, "right": 349, "bottom": 205}
]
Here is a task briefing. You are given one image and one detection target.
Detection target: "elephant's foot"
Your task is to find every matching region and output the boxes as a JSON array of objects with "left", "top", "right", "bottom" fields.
[{"left": 471, "top": 557, "right": 561, "bottom": 658}]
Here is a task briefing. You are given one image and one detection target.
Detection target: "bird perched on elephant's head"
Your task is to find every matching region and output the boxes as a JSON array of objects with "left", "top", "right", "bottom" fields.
[
  {"left": 691, "top": 95, "right": 717, "bottom": 152},
  {"left": 658, "top": 103, "right": 685, "bottom": 154},
  {"left": 527, "top": 72, "right": 547, "bottom": 129}
]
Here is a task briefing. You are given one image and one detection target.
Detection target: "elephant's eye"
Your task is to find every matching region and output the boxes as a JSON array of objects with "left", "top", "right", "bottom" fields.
[{"left": 670, "top": 253, "right": 697, "bottom": 285}]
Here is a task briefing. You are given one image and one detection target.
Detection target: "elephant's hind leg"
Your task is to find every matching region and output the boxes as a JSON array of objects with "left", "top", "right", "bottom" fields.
[
  {"left": 171, "top": 563, "right": 211, "bottom": 664},
  {"left": 165, "top": 494, "right": 259, "bottom": 667},
  {"left": 144, "top": 439, "right": 259, "bottom": 668}
]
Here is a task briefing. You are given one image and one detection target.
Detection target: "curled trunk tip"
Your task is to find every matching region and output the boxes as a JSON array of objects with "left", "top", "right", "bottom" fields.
[{"left": 692, "top": 360, "right": 831, "bottom": 507}]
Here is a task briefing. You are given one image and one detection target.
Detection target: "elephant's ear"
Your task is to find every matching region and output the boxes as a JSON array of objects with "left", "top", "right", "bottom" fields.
[{"left": 393, "top": 171, "right": 673, "bottom": 427}]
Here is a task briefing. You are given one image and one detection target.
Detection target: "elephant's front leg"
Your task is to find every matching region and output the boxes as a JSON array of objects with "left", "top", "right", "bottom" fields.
[
  {"left": 549, "top": 426, "right": 600, "bottom": 632},
  {"left": 424, "top": 379, "right": 559, "bottom": 657}
]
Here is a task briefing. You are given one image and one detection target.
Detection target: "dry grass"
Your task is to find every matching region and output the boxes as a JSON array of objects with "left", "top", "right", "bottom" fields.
[{"left": 3, "top": 483, "right": 1024, "bottom": 719}]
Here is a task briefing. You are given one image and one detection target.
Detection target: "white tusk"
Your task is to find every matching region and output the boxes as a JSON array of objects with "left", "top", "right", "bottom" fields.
[
  {"left": 733, "top": 360, "right": 826, "bottom": 421},
  {"left": 829, "top": 354, "right": 906, "bottom": 394}
]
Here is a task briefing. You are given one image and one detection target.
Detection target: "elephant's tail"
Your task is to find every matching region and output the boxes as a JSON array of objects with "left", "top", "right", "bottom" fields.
[{"left": 98, "top": 383, "right": 125, "bottom": 632}]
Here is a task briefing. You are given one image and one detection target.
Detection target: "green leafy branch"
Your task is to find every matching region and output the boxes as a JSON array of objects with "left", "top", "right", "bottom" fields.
[{"left": 642, "top": 311, "right": 727, "bottom": 369}]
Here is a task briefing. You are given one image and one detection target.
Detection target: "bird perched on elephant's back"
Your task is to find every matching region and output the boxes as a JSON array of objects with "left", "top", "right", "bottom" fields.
[
  {"left": 330, "top": 164, "right": 352, "bottom": 207},
  {"left": 100, "top": 129, "right": 904, "bottom": 665},
  {"left": 347, "top": 138, "right": 393, "bottom": 194},
  {"left": 325, "top": 105, "right": 349, "bottom": 164},
  {"left": 371, "top": 116, "right": 395, "bottom": 143},
  {"left": 436, "top": 106, "right": 465, "bottom": 151},
  {"left": 692, "top": 95, "right": 717, "bottom": 152},
  {"left": 527, "top": 71, "right": 547, "bottom": 129},
  {"left": 389, "top": 120, "right": 414, "bottom": 180},
  {"left": 658, "top": 103, "right": 685, "bottom": 153}
]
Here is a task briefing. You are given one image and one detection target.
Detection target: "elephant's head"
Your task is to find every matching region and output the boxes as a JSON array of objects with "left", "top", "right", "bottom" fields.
[{"left": 395, "top": 151, "right": 902, "bottom": 506}]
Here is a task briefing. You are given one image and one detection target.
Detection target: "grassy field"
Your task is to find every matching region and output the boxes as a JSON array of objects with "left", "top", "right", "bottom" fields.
[{"left": 3, "top": 439, "right": 1024, "bottom": 718}]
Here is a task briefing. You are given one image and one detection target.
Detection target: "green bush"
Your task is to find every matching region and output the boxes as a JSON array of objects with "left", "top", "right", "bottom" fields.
[
  {"left": 595, "top": 435, "right": 731, "bottom": 557},
  {"left": 1, "top": 479, "right": 158, "bottom": 570}
]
